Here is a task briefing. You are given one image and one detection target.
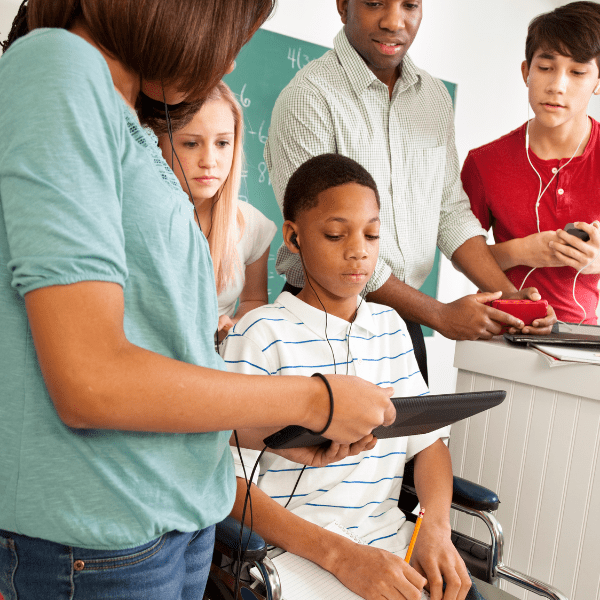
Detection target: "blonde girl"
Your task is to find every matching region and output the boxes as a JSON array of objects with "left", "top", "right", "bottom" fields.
[{"left": 155, "top": 82, "right": 276, "bottom": 336}]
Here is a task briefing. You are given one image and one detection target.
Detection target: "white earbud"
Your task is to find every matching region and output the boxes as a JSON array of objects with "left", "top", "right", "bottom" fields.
[
  {"left": 526, "top": 75, "right": 530, "bottom": 87},
  {"left": 594, "top": 80, "right": 600, "bottom": 94}
]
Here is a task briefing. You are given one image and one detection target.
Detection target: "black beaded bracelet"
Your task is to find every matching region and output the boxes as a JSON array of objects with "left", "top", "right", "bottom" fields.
[{"left": 311, "top": 372, "right": 334, "bottom": 436}]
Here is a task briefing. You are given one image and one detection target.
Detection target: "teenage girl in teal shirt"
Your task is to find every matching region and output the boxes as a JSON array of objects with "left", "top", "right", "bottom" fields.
[{"left": 0, "top": 1, "right": 395, "bottom": 597}]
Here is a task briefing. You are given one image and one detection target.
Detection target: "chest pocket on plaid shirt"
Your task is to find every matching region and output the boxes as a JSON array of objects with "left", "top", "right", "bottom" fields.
[
  {"left": 393, "top": 146, "right": 446, "bottom": 287},
  {"left": 401, "top": 146, "right": 446, "bottom": 211}
]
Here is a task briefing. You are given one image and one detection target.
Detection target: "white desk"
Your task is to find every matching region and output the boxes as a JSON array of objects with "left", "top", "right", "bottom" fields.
[{"left": 449, "top": 338, "right": 600, "bottom": 600}]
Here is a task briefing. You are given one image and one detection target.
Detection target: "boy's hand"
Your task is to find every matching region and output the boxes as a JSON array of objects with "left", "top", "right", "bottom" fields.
[
  {"left": 552, "top": 221, "right": 600, "bottom": 274},
  {"left": 506, "top": 302, "right": 556, "bottom": 335},
  {"left": 520, "top": 231, "right": 565, "bottom": 268},
  {"left": 410, "top": 522, "right": 471, "bottom": 600},
  {"left": 275, "top": 435, "right": 377, "bottom": 467},
  {"left": 328, "top": 539, "right": 426, "bottom": 600},
  {"left": 217, "top": 314, "right": 236, "bottom": 342}
]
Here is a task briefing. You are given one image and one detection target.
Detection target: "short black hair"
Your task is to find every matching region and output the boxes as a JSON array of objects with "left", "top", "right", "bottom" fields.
[
  {"left": 526, "top": 1, "right": 600, "bottom": 70},
  {"left": 283, "top": 154, "right": 380, "bottom": 222}
]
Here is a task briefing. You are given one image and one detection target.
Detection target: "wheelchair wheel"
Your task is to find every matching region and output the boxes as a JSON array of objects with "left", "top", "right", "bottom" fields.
[
  {"left": 203, "top": 571, "right": 267, "bottom": 600},
  {"left": 203, "top": 576, "right": 230, "bottom": 600}
]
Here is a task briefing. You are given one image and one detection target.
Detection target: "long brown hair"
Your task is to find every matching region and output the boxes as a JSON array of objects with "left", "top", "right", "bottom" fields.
[{"left": 5, "top": 0, "right": 274, "bottom": 101}]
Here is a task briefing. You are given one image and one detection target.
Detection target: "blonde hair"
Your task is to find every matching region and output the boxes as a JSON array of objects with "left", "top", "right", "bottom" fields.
[{"left": 204, "top": 82, "right": 245, "bottom": 295}]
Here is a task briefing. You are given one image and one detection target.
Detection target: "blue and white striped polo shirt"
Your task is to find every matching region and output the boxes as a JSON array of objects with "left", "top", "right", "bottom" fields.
[{"left": 222, "top": 292, "right": 449, "bottom": 554}]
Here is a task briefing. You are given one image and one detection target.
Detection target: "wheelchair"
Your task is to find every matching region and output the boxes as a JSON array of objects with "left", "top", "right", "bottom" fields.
[
  {"left": 204, "top": 321, "right": 568, "bottom": 600},
  {"left": 203, "top": 465, "right": 568, "bottom": 600}
]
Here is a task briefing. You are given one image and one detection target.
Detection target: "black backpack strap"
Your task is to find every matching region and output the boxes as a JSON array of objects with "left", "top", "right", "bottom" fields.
[{"left": 403, "top": 319, "right": 429, "bottom": 387}]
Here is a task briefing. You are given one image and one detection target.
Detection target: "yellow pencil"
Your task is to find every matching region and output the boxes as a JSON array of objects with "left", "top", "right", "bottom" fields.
[{"left": 404, "top": 507, "right": 425, "bottom": 563}]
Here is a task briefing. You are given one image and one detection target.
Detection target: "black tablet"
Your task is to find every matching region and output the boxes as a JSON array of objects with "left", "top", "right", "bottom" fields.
[
  {"left": 263, "top": 390, "right": 506, "bottom": 449},
  {"left": 504, "top": 332, "right": 600, "bottom": 348}
]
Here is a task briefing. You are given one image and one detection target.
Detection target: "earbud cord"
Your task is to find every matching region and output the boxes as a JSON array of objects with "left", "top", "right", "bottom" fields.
[
  {"left": 162, "top": 86, "right": 202, "bottom": 233},
  {"left": 216, "top": 332, "right": 261, "bottom": 597},
  {"left": 283, "top": 250, "right": 363, "bottom": 508},
  {"left": 520, "top": 106, "right": 589, "bottom": 323},
  {"left": 299, "top": 251, "right": 338, "bottom": 374},
  {"left": 571, "top": 245, "right": 600, "bottom": 325},
  {"left": 524, "top": 110, "right": 587, "bottom": 242},
  {"left": 234, "top": 445, "right": 267, "bottom": 599}
]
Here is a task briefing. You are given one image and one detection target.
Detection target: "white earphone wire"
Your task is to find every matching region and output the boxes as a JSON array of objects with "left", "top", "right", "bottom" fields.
[{"left": 520, "top": 104, "right": 589, "bottom": 296}]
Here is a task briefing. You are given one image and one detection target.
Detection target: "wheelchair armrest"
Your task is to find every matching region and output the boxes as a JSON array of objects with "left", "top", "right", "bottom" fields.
[
  {"left": 399, "top": 462, "right": 500, "bottom": 513},
  {"left": 452, "top": 476, "right": 499, "bottom": 512},
  {"left": 214, "top": 516, "right": 268, "bottom": 563}
]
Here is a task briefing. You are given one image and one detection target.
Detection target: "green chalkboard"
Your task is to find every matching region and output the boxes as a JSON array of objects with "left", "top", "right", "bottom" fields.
[{"left": 225, "top": 29, "right": 456, "bottom": 336}]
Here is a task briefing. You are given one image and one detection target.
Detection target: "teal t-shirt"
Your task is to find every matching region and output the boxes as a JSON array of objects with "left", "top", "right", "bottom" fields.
[{"left": 0, "top": 29, "right": 235, "bottom": 549}]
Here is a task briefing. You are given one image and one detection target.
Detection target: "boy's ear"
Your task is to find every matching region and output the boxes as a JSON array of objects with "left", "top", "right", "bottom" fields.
[
  {"left": 282, "top": 221, "right": 301, "bottom": 254},
  {"left": 521, "top": 61, "right": 530, "bottom": 86}
]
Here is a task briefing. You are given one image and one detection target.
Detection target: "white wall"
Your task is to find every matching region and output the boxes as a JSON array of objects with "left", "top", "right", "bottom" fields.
[
  {"left": 0, "top": 0, "right": 20, "bottom": 43},
  {"left": 1, "top": 0, "right": 597, "bottom": 392}
]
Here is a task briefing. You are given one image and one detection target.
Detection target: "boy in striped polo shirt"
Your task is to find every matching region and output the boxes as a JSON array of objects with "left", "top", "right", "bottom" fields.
[{"left": 222, "top": 154, "right": 481, "bottom": 600}]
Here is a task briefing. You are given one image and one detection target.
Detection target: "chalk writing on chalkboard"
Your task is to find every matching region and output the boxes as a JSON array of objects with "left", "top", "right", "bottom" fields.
[
  {"left": 224, "top": 29, "right": 456, "bottom": 336},
  {"left": 287, "top": 47, "right": 312, "bottom": 71}
]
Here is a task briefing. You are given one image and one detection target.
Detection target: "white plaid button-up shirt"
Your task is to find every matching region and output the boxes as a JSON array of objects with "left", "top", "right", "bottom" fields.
[{"left": 265, "top": 28, "right": 486, "bottom": 292}]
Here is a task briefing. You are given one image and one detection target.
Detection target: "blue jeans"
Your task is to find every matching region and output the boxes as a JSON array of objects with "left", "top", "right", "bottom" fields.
[{"left": 0, "top": 527, "right": 215, "bottom": 600}]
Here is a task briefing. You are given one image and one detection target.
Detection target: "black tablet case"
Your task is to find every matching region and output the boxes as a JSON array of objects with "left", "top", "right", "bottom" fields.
[
  {"left": 504, "top": 332, "right": 600, "bottom": 348},
  {"left": 264, "top": 390, "right": 506, "bottom": 449}
]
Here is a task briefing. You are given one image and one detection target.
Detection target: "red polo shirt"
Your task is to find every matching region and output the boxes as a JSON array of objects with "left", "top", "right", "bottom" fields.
[{"left": 461, "top": 120, "right": 600, "bottom": 324}]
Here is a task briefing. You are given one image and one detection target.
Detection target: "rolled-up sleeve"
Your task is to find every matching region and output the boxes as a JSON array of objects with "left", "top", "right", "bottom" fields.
[
  {"left": 406, "top": 425, "right": 451, "bottom": 462},
  {"left": 436, "top": 118, "right": 487, "bottom": 261},
  {"left": 0, "top": 33, "right": 128, "bottom": 297}
]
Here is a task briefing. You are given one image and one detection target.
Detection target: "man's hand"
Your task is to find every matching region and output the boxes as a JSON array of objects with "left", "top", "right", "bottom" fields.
[
  {"left": 436, "top": 291, "right": 526, "bottom": 340},
  {"left": 410, "top": 522, "right": 471, "bottom": 600},
  {"left": 275, "top": 435, "right": 377, "bottom": 467},
  {"left": 551, "top": 221, "right": 600, "bottom": 275},
  {"left": 328, "top": 538, "right": 427, "bottom": 600}
]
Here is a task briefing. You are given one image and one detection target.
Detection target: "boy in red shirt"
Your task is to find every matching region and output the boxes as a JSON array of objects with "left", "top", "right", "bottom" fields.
[{"left": 462, "top": 1, "right": 600, "bottom": 324}]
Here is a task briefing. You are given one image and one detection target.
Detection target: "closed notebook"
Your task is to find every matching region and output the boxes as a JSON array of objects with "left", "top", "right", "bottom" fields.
[{"left": 531, "top": 343, "right": 600, "bottom": 365}]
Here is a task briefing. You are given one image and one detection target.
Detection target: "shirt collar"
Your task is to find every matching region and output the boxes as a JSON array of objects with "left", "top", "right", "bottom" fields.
[
  {"left": 524, "top": 117, "right": 599, "bottom": 168},
  {"left": 334, "top": 27, "right": 420, "bottom": 97},
  {"left": 277, "top": 291, "right": 378, "bottom": 339}
]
